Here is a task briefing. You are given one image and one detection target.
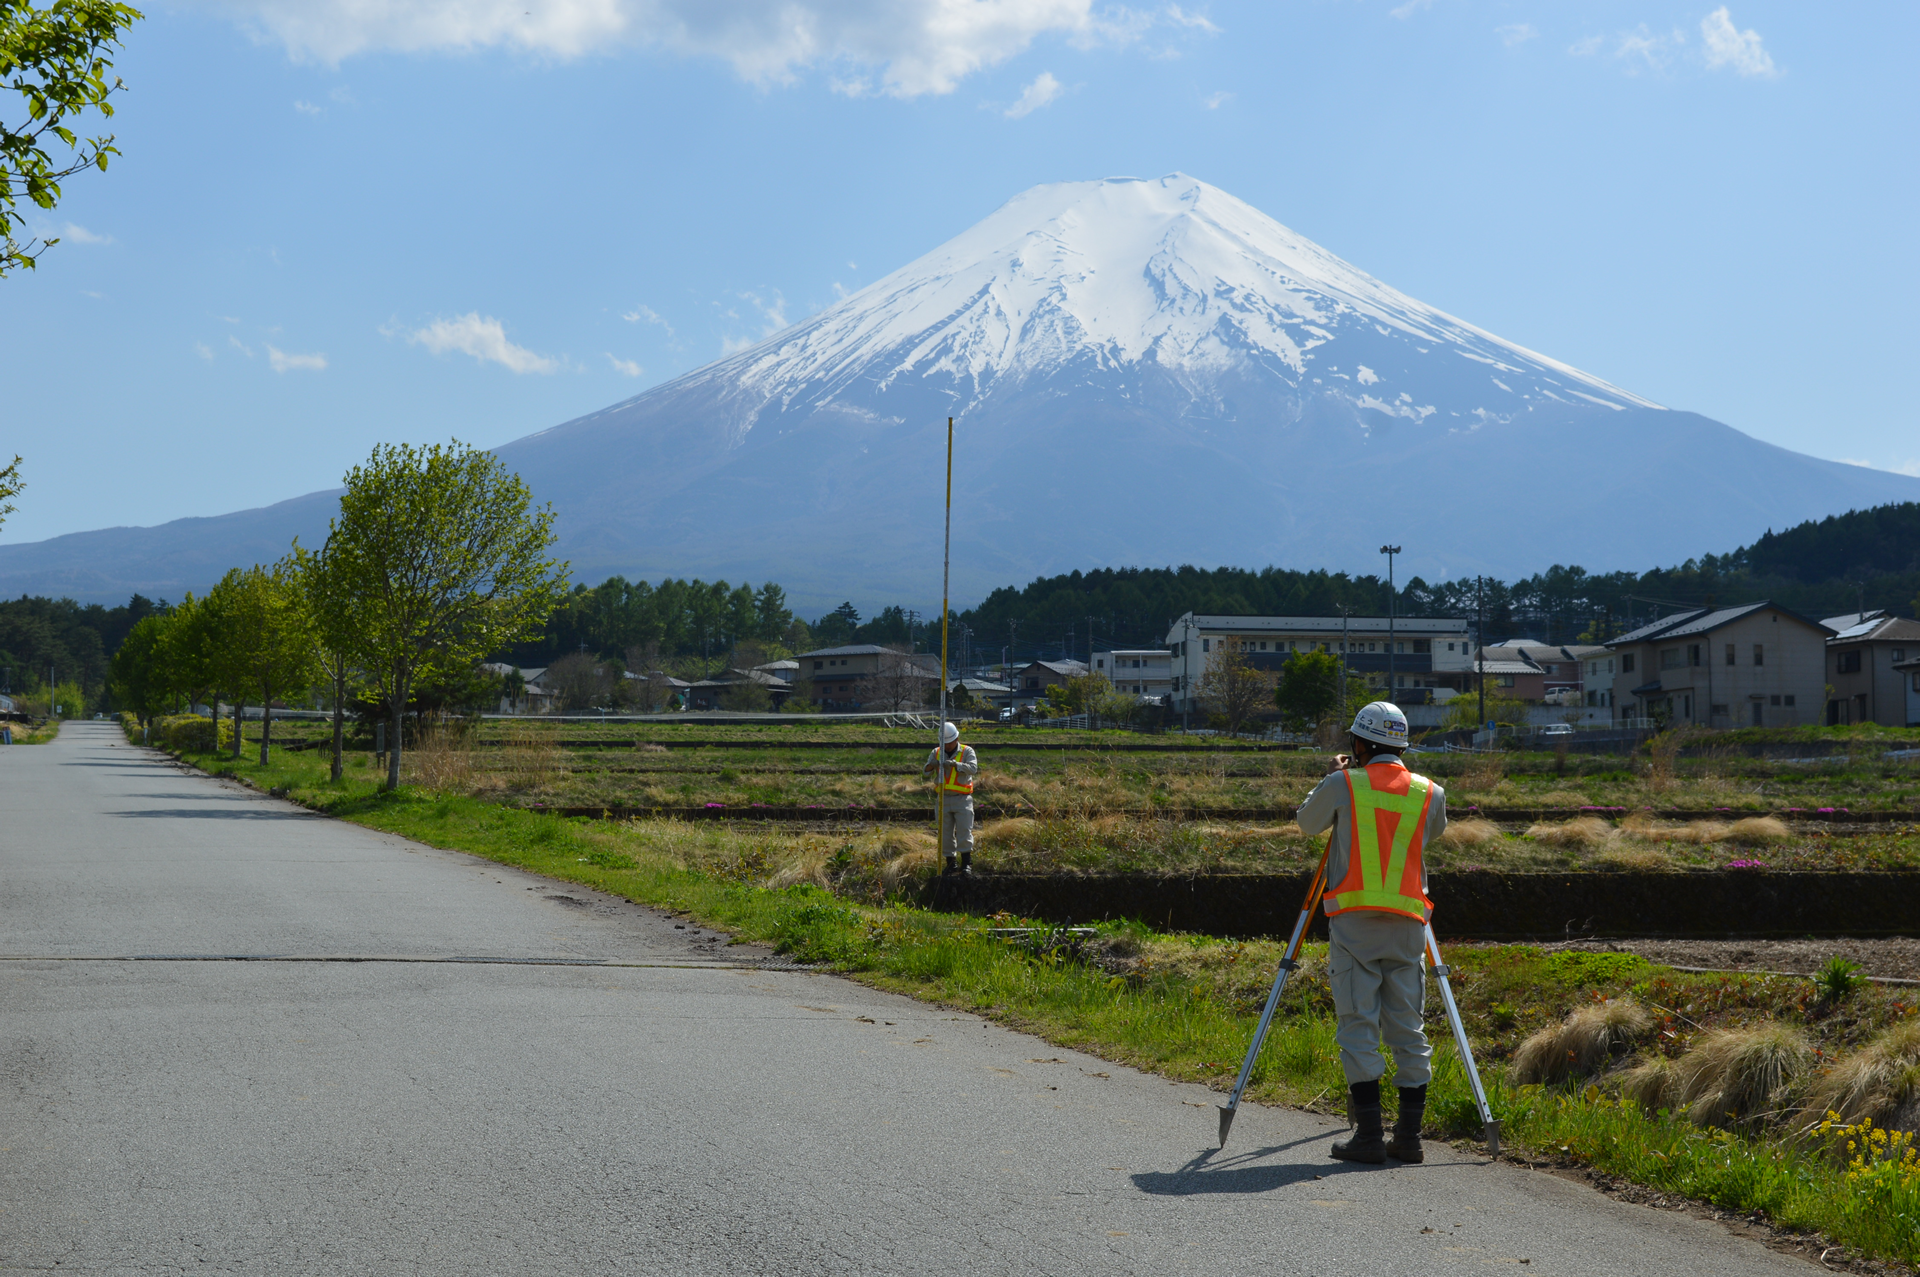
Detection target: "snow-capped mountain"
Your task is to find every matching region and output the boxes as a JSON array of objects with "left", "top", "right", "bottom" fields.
[
  {"left": 701, "top": 173, "right": 1656, "bottom": 424},
  {"left": 5, "top": 174, "right": 1918, "bottom": 609}
]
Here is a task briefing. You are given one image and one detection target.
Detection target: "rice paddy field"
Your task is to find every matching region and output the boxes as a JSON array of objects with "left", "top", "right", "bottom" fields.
[{"left": 245, "top": 716, "right": 1920, "bottom": 875}]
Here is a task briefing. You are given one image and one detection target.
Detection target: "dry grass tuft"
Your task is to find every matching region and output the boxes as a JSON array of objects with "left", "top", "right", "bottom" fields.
[
  {"left": 1436, "top": 818, "right": 1503, "bottom": 850},
  {"left": 767, "top": 846, "right": 830, "bottom": 890},
  {"left": 1510, "top": 998, "right": 1653, "bottom": 1085},
  {"left": 637, "top": 743, "right": 667, "bottom": 753},
  {"left": 1524, "top": 816, "right": 1614, "bottom": 851},
  {"left": 1594, "top": 845, "right": 1674, "bottom": 872},
  {"left": 1633, "top": 1022, "right": 1812, "bottom": 1128},
  {"left": 404, "top": 720, "right": 478, "bottom": 793},
  {"left": 1537, "top": 790, "right": 1594, "bottom": 808},
  {"left": 1726, "top": 816, "right": 1791, "bottom": 845},
  {"left": 1620, "top": 1056, "right": 1677, "bottom": 1111},
  {"left": 976, "top": 817, "right": 1038, "bottom": 847},
  {"left": 1802, "top": 1020, "right": 1920, "bottom": 1133}
]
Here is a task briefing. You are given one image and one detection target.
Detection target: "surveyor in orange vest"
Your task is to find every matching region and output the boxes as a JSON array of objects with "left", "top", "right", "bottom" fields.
[
  {"left": 921, "top": 721, "right": 979, "bottom": 876},
  {"left": 1295, "top": 700, "right": 1447, "bottom": 1165}
]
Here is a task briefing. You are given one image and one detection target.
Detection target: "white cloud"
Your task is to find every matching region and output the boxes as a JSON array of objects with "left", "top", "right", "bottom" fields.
[
  {"left": 406, "top": 313, "right": 557, "bottom": 373},
  {"left": 194, "top": 0, "right": 1136, "bottom": 98},
  {"left": 1569, "top": 34, "right": 1603, "bottom": 56},
  {"left": 1615, "top": 25, "right": 1684, "bottom": 72},
  {"left": 606, "top": 353, "right": 643, "bottom": 376},
  {"left": 622, "top": 303, "right": 674, "bottom": 337},
  {"left": 1389, "top": 0, "right": 1431, "bottom": 18},
  {"left": 1700, "top": 6, "right": 1775, "bottom": 77},
  {"left": 739, "top": 290, "right": 787, "bottom": 333},
  {"left": 1202, "top": 89, "right": 1231, "bottom": 109},
  {"left": 267, "top": 344, "right": 327, "bottom": 372},
  {"left": 1005, "top": 71, "right": 1063, "bottom": 118},
  {"left": 294, "top": 99, "right": 322, "bottom": 115},
  {"left": 1496, "top": 23, "right": 1536, "bottom": 47},
  {"left": 195, "top": 342, "right": 215, "bottom": 361},
  {"left": 59, "top": 222, "right": 113, "bottom": 245},
  {"left": 228, "top": 335, "right": 254, "bottom": 357},
  {"left": 1164, "top": 5, "right": 1219, "bottom": 34},
  {"left": 720, "top": 334, "right": 753, "bottom": 355}
]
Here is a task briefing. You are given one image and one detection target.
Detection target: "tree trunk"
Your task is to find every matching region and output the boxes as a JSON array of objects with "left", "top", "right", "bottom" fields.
[
  {"left": 232, "top": 696, "right": 244, "bottom": 759},
  {"left": 330, "top": 664, "right": 344, "bottom": 783},
  {"left": 210, "top": 696, "right": 220, "bottom": 754},
  {"left": 386, "top": 676, "right": 406, "bottom": 791},
  {"left": 260, "top": 680, "right": 272, "bottom": 766}
]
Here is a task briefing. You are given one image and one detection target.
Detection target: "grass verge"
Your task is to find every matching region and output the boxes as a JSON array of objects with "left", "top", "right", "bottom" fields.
[{"left": 165, "top": 735, "right": 1920, "bottom": 1268}]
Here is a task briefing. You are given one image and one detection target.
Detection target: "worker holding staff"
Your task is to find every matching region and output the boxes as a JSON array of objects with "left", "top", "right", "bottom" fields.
[
  {"left": 1295, "top": 700, "right": 1448, "bottom": 1164},
  {"left": 922, "top": 721, "right": 978, "bottom": 876}
]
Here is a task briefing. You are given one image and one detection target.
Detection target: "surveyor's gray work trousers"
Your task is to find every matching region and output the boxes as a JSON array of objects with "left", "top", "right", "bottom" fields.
[
  {"left": 938, "top": 798, "right": 974, "bottom": 859},
  {"left": 1329, "top": 910, "right": 1432, "bottom": 1087}
]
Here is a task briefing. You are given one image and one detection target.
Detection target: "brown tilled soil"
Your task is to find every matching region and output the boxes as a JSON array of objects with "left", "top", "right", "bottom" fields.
[{"left": 1534, "top": 936, "right": 1920, "bottom": 982}]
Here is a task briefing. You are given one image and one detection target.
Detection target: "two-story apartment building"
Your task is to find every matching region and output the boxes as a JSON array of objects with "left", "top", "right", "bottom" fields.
[
  {"left": 1825, "top": 614, "right": 1920, "bottom": 726},
  {"left": 1010, "top": 659, "right": 1089, "bottom": 708},
  {"left": 1603, "top": 602, "right": 1830, "bottom": 729},
  {"left": 1165, "top": 613, "right": 1474, "bottom": 716},
  {"left": 793, "top": 644, "right": 938, "bottom": 711},
  {"left": 1092, "top": 649, "right": 1173, "bottom": 701}
]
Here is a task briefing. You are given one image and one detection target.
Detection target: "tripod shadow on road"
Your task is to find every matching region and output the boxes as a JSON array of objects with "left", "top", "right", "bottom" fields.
[
  {"left": 1131, "top": 1134, "right": 1385, "bottom": 1196},
  {"left": 105, "top": 807, "right": 311, "bottom": 821}
]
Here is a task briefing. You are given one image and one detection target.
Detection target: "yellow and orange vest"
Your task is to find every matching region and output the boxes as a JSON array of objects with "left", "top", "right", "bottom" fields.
[{"left": 1324, "top": 762, "right": 1435, "bottom": 923}]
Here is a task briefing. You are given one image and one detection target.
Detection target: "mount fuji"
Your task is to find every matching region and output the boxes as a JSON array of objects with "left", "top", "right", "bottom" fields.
[{"left": 6, "top": 173, "right": 1918, "bottom": 609}]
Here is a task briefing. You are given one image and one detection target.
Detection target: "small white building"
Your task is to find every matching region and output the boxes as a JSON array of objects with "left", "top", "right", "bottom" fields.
[{"left": 1092, "top": 649, "right": 1173, "bottom": 700}]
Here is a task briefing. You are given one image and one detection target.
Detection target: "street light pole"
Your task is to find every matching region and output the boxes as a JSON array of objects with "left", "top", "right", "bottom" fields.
[{"left": 1380, "top": 545, "right": 1401, "bottom": 700}]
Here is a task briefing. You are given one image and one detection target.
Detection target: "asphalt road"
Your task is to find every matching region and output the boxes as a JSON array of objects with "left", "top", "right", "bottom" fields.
[{"left": 2, "top": 723, "right": 1814, "bottom": 1275}]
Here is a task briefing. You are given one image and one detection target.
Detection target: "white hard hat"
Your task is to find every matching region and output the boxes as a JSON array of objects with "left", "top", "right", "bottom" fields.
[
  {"left": 940, "top": 721, "right": 960, "bottom": 744},
  {"left": 1349, "top": 701, "right": 1409, "bottom": 747}
]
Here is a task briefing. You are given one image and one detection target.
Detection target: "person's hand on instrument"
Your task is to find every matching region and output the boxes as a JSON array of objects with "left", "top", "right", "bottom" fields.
[{"left": 1329, "top": 752, "right": 1355, "bottom": 773}]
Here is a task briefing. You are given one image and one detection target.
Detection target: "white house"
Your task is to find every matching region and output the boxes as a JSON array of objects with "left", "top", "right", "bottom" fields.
[{"left": 1092, "top": 649, "right": 1173, "bottom": 700}]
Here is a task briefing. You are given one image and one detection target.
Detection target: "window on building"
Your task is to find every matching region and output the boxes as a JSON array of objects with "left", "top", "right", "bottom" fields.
[
  {"left": 1893, "top": 649, "right": 1906, "bottom": 662},
  {"left": 1202, "top": 639, "right": 1210, "bottom": 653},
  {"left": 1785, "top": 694, "right": 1795, "bottom": 706},
  {"left": 1770, "top": 694, "right": 1781, "bottom": 706},
  {"left": 813, "top": 661, "right": 823, "bottom": 670},
  {"left": 1726, "top": 643, "right": 1736, "bottom": 666},
  {"left": 1753, "top": 644, "right": 1764, "bottom": 667},
  {"left": 1751, "top": 701, "right": 1763, "bottom": 726},
  {"left": 1398, "top": 642, "right": 1406, "bottom": 653},
  {"left": 1096, "top": 658, "right": 1104, "bottom": 669},
  {"left": 1660, "top": 648, "right": 1682, "bottom": 670},
  {"left": 1586, "top": 691, "right": 1597, "bottom": 706},
  {"left": 1688, "top": 644, "right": 1703, "bottom": 667},
  {"left": 1413, "top": 639, "right": 1430, "bottom": 654},
  {"left": 1838, "top": 650, "right": 1862, "bottom": 674},
  {"left": 1622, "top": 654, "right": 1635, "bottom": 673},
  {"left": 1497, "top": 675, "right": 1515, "bottom": 687}
]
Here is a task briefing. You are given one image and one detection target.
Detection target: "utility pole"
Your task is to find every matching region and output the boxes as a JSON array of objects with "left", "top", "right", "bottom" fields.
[
  {"left": 1476, "top": 575, "right": 1486, "bottom": 732},
  {"left": 1380, "top": 545, "right": 1401, "bottom": 699},
  {"left": 1338, "top": 604, "right": 1351, "bottom": 706}
]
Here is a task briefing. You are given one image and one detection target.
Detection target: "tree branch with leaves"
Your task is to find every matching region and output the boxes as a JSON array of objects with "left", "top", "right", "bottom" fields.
[{"left": 2, "top": 0, "right": 142, "bottom": 276}]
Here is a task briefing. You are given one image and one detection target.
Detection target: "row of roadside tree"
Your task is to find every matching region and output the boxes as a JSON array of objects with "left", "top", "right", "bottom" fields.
[{"left": 110, "top": 441, "right": 566, "bottom": 790}]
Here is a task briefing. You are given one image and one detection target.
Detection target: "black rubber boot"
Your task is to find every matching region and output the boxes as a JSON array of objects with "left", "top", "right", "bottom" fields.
[
  {"left": 1331, "top": 1080, "right": 1387, "bottom": 1164},
  {"left": 942, "top": 855, "right": 958, "bottom": 876},
  {"left": 1387, "top": 1084, "right": 1427, "bottom": 1163},
  {"left": 960, "top": 852, "right": 974, "bottom": 876}
]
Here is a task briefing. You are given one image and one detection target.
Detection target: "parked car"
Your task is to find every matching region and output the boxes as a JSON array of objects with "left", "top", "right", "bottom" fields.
[{"left": 1537, "top": 723, "right": 1575, "bottom": 738}]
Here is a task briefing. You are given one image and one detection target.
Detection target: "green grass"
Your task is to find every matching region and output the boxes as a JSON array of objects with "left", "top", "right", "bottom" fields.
[{"left": 154, "top": 731, "right": 1920, "bottom": 1267}]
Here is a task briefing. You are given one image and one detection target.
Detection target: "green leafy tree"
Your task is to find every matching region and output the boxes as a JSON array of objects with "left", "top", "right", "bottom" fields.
[
  {"left": 107, "top": 611, "right": 169, "bottom": 725},
  {"left": 292, "top": 538, "right": 363, "bottom": 782},
  {"left": 0, "top": 452, "right": 20, "bottom": 528},
  {"left": 1273, "top": 650, "right": 1366, "bottom": 734},
  {"left": 325, "top": 441, "right": 566, "bottom": 791},
  {"left": 206, "top": 559, "right": 317, "bottom": 765},
  {"left": 3, "top": 0, "right": 142, "bottom": 276}
]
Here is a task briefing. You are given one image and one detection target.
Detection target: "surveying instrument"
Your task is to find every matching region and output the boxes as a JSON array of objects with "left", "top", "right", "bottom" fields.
[{"left": 1214, "top": 835, "right": 1501, "bottom": 1156}]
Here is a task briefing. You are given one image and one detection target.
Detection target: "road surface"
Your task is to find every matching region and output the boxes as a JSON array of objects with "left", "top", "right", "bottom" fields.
[{"left": 1, "top": 723, "right": 1813, "bottom": 1275}]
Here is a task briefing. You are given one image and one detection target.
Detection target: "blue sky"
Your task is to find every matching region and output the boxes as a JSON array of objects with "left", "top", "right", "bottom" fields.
[{"left": 3, "top": 0, "right": 1915, "bottom": 550}]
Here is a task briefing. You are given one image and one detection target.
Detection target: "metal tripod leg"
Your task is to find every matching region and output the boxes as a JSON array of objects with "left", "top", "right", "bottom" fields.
[
  {"left": 1216, "top": 842, "right": 1329, "bottom": 1148},
  {"left": 1425, "top": 923, "right": 1500, "bottom": 1158}
]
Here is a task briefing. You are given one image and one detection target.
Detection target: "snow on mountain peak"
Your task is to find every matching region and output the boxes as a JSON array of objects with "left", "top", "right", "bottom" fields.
[{"left": 704, "top": 173, "right": 1661, "bottom": 420}]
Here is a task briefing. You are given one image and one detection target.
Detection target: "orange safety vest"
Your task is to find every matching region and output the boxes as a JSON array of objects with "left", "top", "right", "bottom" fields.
[
  {"left": 932, "top": 746, "right": 975, "bottom": 795},
  {"left": 1324, "top": 762, "right": 1435, "bottom": 923}
]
